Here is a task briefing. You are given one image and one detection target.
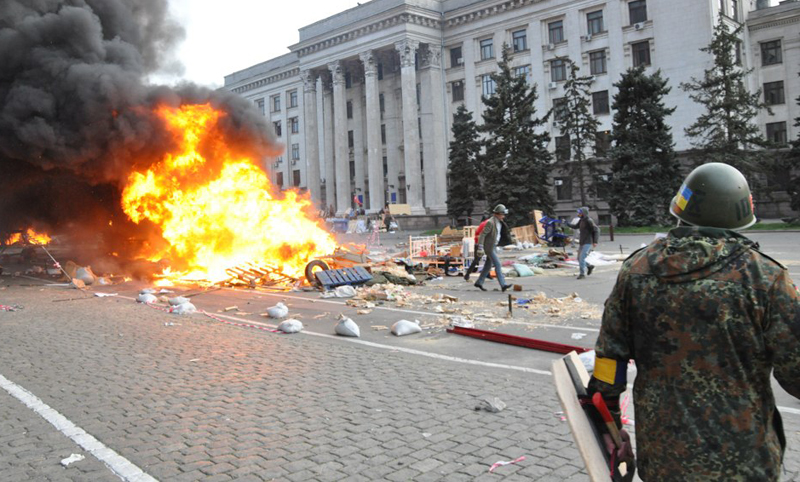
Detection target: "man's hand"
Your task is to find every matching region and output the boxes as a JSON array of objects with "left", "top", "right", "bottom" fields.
[
  {"left": 592, "top": 243, "right": 598, "bottom": 249},
  {"left": 603, "top": 429, "right": 635, "bottom": 479}
]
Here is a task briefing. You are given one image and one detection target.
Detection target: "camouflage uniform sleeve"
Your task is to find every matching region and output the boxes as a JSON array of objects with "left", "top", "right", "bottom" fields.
[
  {"left": 765, "top": 270, "right": 800, "bottom": 399},
  {"left": 588, "top": 266, "right": 633, "bottom": 426}
]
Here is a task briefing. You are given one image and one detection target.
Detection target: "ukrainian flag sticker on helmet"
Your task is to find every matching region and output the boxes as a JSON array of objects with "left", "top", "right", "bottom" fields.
[{"left": 675, "top": 184, "right": 693, "bottom": 212}]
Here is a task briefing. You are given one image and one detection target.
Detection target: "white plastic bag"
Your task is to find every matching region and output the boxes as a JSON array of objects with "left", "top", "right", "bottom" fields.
[
  {"left": 335, "top": 317, "right": 360, "bottom": 337},
  {"left": 75, "top": 267, "right": 97, "bottom": 285},
  {"left": 266, "top": 302, "right": 289, "bottom": 318},
  {"left": 391, "top": 319, "right": 422, "bottom": 336},
  {"left": 168, "top": 296, "right": 190, "bottom": 306},
  {"left": 170, "top": 302, "right": 196, "bottom": 315},
  {"left": 137, "top": 293, "right": 157, "bottom": 304},
  {"left": 578, "top": 350, "right": 596, "bottom": 374},
  {"left": 278, "top": 319, "right": 303, "bottom": 333},
  {"left": 334, "top": 285, "right": 357, "bottom": 298}
]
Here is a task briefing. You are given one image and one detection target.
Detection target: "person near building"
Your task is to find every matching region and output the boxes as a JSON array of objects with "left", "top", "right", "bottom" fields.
[
  {"left": 588, "top": 162, "right": 800, "bottom": 481},
  {"left": 474, "top": 204, "right": 512, "bottom": 292},
  {"left": 568, "top": 207, "right": 599, "bottom": 279},
  {"left": 464, "top": 215, "right": 489, "bottom": 282}
]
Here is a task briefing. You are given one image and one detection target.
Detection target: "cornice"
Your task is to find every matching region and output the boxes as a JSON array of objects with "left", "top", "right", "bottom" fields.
[
  {"left": 292, "top": 9, "right": 441, "bottom": 59},
  {"left": 229, "top": 67, "right": 301, "bottom": 95},
  {"left": 748, "top": 14, "right": 800, "bottom": 32},
  {"left": 445, "top": 0, "right": 540, "bottom": 28}
]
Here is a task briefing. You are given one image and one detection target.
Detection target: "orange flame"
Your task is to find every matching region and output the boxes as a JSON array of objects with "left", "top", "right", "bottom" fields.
[
  {"left": 121, "top": 103, "right": 335, "bottom": 282},
  {"left": 5, "top": 228, "right": 51, "bottom": 245}
]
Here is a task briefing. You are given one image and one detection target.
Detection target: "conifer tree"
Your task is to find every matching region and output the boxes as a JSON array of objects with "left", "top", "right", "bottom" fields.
[
  {"left": 446, "top": 105, "right": 482, "bottom": 221},
  {"left": 478, "top": 45, "right": 553, "bottom": 227},
  {"left": 556, "top": 60, "right": 599, "bottom": 207},
  {"left": 607, "top": 67, "right": 680, "bottom": 226},
  {"left": 681, "top": 14, "right": 769, "bottom": 177}
]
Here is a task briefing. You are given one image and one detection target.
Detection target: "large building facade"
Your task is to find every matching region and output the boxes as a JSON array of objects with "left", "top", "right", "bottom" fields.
[{"left": 224, "top": 0, "right": 799, "bottom": 221}]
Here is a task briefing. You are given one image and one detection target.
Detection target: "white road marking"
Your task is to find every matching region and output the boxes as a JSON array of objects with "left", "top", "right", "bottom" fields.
[{"left": 0, "top": 373, "right": 158, "bottom": 482}]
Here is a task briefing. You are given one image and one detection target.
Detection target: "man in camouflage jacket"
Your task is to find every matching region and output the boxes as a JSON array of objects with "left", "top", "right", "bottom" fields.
[{"left": 588, "top": 163, "right": 800, "bottom": 481}]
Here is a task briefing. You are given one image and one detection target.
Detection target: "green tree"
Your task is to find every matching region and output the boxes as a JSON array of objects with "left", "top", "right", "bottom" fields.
[
  {"left": 556, "top": 60, "right": 600, "bottom": 207},
  {"left": 680, "top": 14, "right": 770, "bottom": 177},
  {"left": 478, "top": 45, "right": 553, "bottom": 227},
  {"left": 446, "top": 104, "right": 482, "bottom": 221},
  {"left": 607, "top": 67, "right": 680, "bottom": 226}
]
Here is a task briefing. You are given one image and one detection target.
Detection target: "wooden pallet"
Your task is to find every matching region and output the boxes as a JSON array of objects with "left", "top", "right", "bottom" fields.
[{"left": 315, "top": 267, "right": 373, "bottom": 289}]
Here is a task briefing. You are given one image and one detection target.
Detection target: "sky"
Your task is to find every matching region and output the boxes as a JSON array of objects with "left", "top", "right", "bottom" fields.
[{"left": 156, "top": 0, "right": 364, "bottom": 88}]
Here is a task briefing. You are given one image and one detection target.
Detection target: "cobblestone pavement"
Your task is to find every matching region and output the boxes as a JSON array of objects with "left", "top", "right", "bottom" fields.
[{"left": 2, "top": 282, "right": 800, "bottom": 481}]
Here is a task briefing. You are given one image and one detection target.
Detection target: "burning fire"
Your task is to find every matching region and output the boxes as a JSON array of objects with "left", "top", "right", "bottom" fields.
[
  {"left": 121, "top": 103, "right": 336, "bottom": 282},
  {"left": 4, "top": 228, "right": 51, "bottom": 245}
]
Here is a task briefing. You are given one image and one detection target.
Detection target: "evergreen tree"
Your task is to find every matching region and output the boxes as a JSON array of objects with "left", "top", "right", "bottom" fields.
[
  {"left": 680, "top": 14, "right": 769, "bottom": 177},
  {"left": 607, "top": 67, "right": 680, "bottom": 226},
  {"left": 783, "top": 92, "right": 800, "bottom": 214},
  {"left": 478, "top": 45, "right": 553, "bottom": 227},
  {"left": 446, "top": 105, "right": 482, "bottom": 221},
  {"left": 556, "top": 60, "right": 600, "bottom": 207}
]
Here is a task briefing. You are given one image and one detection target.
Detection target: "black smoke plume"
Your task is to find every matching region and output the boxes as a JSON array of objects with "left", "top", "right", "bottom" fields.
[{"left": 0, "top": 0, "right": 276, "bottom": 271}]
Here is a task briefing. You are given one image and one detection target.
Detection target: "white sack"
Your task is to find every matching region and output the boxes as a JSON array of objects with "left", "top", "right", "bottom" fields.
[
  {"left": 278, "top": 319, "right": 303, "bottom": 333},
  {"left": 335, "top": 317, "right": 361, "bottom": 337},
  {"left": 137, "top": 293, "right": 157, "bottom": 304},
  {"left": 391, "top": 319, "right": 422, "bottom": 336},
  {"left": 170, "top": 302, "right": 196, "bottom": 315},
  {"left": 266, "top": 302, "right": 289, "bottom": 318}
]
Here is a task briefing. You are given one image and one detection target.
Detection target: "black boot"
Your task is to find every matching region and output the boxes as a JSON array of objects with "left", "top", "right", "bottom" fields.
[
  {"left": 587, "top": 264, "right": 594, "bottom": 276},
  {"left": 474, "top": 283, "right": 487, "bottom": 292}
]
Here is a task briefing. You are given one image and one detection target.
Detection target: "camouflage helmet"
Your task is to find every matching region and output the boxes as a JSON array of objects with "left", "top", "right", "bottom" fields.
[
  {"left": 493, "top": 204, "right": 509, "bottom": 214},
  {"left": 670, "top": 162, "right": 756, "bottom": 230}
]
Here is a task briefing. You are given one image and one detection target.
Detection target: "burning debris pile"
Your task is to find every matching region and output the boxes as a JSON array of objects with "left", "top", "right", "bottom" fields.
[{"left": 0, "top": 0, "right": 332, "bottom": 283}]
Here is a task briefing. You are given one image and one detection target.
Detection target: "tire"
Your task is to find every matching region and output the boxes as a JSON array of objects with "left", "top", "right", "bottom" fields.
[{"left": 305, "top": 260, "right": 330, "bottom": 287}]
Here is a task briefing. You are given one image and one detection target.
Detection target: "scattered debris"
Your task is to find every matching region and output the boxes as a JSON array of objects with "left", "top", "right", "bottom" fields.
[
  {"left": 93, "top": 292, "right": 118, "bottom": 298},
  {"left": 137, "top": 293, "right": 157, "bottom": 304},
  {"left": 60, "top": 454, "right": 85, "bottom": 467},
  {"left": 170, "top": 302, "right": 196, "bottom": 315},
  {"left": 224, "top": 305, "right": 239, "bottom": 312},
  {"left": 571, "top": 333, "right": 587, "bottom": 340},
  {"left": 371, "top": 325, "right": 389, "bottom": 331},
  {"left": 0, "top": 304, "right": 22, "bottom": 312},
  {"left": 475, "top": 397, "right": 507, "bottom": 413},
  {"left": 489, "top": 456, "right": 526, "bottom": 473}
]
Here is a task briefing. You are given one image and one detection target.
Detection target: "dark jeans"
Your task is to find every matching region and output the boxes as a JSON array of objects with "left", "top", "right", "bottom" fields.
[{"left": 465, "top": 248, "right": 483, "bottom": 278}]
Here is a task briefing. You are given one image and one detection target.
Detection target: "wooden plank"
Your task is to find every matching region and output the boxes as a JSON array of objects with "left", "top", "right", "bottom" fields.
[{"left": 552, "top": 352, "right": 613, "bottom": 482}]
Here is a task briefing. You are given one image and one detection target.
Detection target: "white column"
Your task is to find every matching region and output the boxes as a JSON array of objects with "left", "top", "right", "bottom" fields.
[
  {"left": 360, "top": 50, "right": 384, "bottom": 213},
  {"left": 426, "top": 45, "right": 448, "bottom": 213},
  {"left": 300, "top": 70, "right": 321, "bottom": 206},
  {"left": 352, "top": 82, "right": 366, "bottom": 207},
  {"left": 328, "top": 61, "right": 350, "bottom": 216},
  {"left": 322, "top": 79, "right": 336, "bottom": 213},
  {"left": 395, "top": 39, "right": 425, "bottom": 215}
]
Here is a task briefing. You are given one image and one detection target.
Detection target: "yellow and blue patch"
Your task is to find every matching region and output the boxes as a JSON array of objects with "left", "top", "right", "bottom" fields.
[
  {"left": 594, "top": 357, "right": 628, "bottom": 386},
  {"left": 674, "top": 185, "right": 693, "bottom": 212}
]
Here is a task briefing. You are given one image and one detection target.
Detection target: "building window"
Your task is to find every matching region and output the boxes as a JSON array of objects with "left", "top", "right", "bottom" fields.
[
  {"left": 553, "top": 98, "right": 568, "bottom": 122},
  {"left": 764, "top": 81, "right": 785, "bottom": 105},
  {"left": 271, "top": 94, "right": 281, "bottom": 112},
  {"left": 293, "top": 170, "right": 301, "bottom": 187},
  {"left": 416, "top": 83, "right": 421, "bottom": 107},
  {"left": 346, "top": 101, "right": 353, "bottom": 119},
  {"left": 512, "top": 29, "right": 528, "bottom": 52},
  {"left": 629, "top": 0, "right": 647, "bottom": 24},
  {"left": 480, "top": 38, "right": 494, "bottom": 60},
  {"left": 276, "top": 172, "right": 284, "bottom": 189},
  {"left": 345, "top": 72, "right": 352, "bottom": 89},
  {"left": 735, "top": 41, "right": 742, "bottom": 66},
  {"left": 590, "top": 51, "right": 607, "bottom": 75},
  {"left": 256, "top": 99, "right": 265, "bottom": 115},
  {"left": 632, "top": 41, "right": 651, "bottom": 67},
  {"left": 549, "top": 20, "right": 564, "bottom": 44},
  {"left": 273, "top": 121, "right": 282, "bottom": 137},
  {"left": 452, "top": 80, "right": 464, "bottom": 102},
  {"left": 289, "top": 90, "right": 298, "bottom": 108},
  {"left": 482, "top": 75, "right": 496, "bottom": 96},
  {"left": 555, "top": 176, "right": 572, "bottom": 199},
  {"left": 379, "top": 93, "right": 385, "bottom": 114},
  {"left": 290, "top": 117, "right": 299, "bottom": 134},
  {"left": 731, "top": 0, "right": 739, "bottom": 21},
  {"left": 381, "top": 124, "right": 387, "bottom": 144},
  {"left": 555, "top": 135, "right": 571, "bottom": 161},
  {"left": 348, "top": 130, "right": 354, "bottom": 149},
  {"left": 383, "top": 156, "right": 388, "bottom": 177},
  {"left": 450, "top": 46, "right": 463, "bottom": 67},
  {"left": 513, "top": 65, "right": 531, "bottom": 82},
  {"left": 761, "top": 40, "right": 782, "bottom": 66},
  {"left": 595, "top": 131, "right": 612, "bottom": 157},
  {"left": 766, "top": 122, "right": 787, "bottom": 144},
  {"left": 350, "top": 161, "right": 356, "bottom": 179},
  {"left": 551, "top": 59, "right": 567, "bottom": 82},
  {"left": 719, "top": 0, "right": 727, "bottom": 16},
  {"left": 587, "top": 10, "right": 604, "bottom": 36},
  {"left": 378, "top": 63, "right": 384, "bottom": 80},
  {"left": 593, "top": 91, "right": 610, "bottom": 115},
  {"left": 291, "top": 143, "right": 300, "bottom": 160}
]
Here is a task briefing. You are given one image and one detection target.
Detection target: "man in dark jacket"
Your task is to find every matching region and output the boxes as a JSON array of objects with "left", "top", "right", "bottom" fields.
[
  {"left": 568, "top": 206, "right": 600, "bottom": 279},
  {"left": 588, "top": 163, "right": 800, "bottom": 481},
  {"left": 474, "top": 204, "right": 512, "bottom": 292}
]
